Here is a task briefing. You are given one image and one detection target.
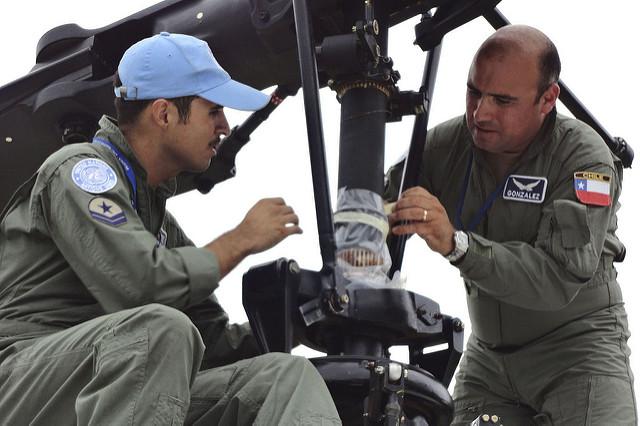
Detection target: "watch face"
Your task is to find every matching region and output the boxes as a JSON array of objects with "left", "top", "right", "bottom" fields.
[{"left": 447, "top": 231, "right": 468, "bottom": 262}]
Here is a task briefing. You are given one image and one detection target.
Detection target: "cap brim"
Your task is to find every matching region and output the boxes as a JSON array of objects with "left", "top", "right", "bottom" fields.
[{"left": 199, "top": 79, "right": 270, "bottom": 111}]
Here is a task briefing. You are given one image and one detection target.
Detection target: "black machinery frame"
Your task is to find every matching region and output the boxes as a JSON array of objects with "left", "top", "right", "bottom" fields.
[{"left": 242, "top": 1, "right": 632, "bottom": 425}]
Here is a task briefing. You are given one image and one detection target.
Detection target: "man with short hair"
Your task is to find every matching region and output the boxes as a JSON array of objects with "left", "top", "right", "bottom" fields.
[
  {"left": 0, "top": 32, "right": 341, "bottom": 425},
  {"left": 386, "top": 25, "right": 636, "bottom": 424}
]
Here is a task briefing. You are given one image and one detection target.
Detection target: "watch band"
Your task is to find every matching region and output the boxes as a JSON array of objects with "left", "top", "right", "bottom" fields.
[{"left": 445, "top": 230, "right": 469, "bottom": 262}]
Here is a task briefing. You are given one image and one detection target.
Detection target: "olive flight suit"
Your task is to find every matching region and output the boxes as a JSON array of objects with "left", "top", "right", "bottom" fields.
[
  {"left": 385, "top": 111, "right": 636, "bottom": 425},
  {"left": 0, "top": 116, "right": 341, "bottom": 425}
]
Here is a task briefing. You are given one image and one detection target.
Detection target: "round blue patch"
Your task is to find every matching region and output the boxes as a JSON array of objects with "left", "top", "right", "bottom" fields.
[{"left": 71, "top": 158, "right": 118, "bottom": 194}]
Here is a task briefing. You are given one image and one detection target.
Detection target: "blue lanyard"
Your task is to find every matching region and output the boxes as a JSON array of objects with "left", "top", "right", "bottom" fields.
[
  {"left": 92, "top": 137, "right": 137, "bottom": 210},
  {"left": 454, "top": 153, "right": 508, "bottom": 232}
]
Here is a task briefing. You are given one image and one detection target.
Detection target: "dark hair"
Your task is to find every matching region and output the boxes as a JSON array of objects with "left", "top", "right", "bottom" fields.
[
  {"left": 536, "top": 39, "right": 561, "bottom": 100},
  {"left": 113, "top": 72, "right": 197, "bottom": 126}
]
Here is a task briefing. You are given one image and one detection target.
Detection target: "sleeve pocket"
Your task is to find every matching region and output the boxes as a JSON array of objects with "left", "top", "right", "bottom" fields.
[{"left": 553, "top": 199, "right": 590, "bottom": 248}]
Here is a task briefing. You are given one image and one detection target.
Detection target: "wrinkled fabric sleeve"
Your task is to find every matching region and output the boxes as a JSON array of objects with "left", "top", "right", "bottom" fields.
[
  {"left": 39, "top": 154, "right": 219, "bottom": 313},
  {"left": 457, "top": 160, "right": 621, "bottom": 311}
]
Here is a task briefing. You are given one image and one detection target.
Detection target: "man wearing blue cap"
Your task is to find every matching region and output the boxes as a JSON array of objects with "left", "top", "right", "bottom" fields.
[{"left": 0, "top": 33, "right": 341, "bottom": 425}]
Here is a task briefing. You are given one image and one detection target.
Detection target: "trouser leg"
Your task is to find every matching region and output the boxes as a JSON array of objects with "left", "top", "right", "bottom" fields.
[
  {"left": 521, "top": 304, "right": 637, "bottom": 425},
  {"left": 451, "top": 337, "right": 538, "bottom": 426},
  {"left": 0, "top": 303, "right": 204, "bottom": 425},
  {"left": 537, "top": 375, "right": 635, "bottom": 425},
  {"left": 453, "top": 306, "right": 637, "bottom": 426},
  {"left": 186, "top": 352, "right": 342, "bottom": 425}
]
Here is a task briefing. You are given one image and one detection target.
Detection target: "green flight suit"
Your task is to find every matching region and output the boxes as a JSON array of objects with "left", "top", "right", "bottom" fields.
[
  {"left": 0, "top": 116, "right": 341, "bottom": 425},
  {"left": 385, "top": 111, "right": 636, "bottom": 425}
]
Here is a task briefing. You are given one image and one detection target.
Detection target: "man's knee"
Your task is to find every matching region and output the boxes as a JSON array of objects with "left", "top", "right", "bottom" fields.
[
  {"left": 119, "top": 304, "right": 204, "bottom": 358},
  {"left": 541, "top": 375, "right": 637, "bottom": 425},
  {"left": 257, "top": 353, "right": 318, "bottom": 377}
]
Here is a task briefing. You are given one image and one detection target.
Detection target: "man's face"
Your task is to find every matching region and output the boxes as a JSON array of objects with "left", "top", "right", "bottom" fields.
[
  {"left": 465, "top": 53, "right": 553, "bottom": 156},
  {"left": 168, "top": 97, "right": 230, "bottom": 173}
]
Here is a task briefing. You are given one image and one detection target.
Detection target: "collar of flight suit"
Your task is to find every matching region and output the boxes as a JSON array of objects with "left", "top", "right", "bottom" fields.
[{"left": 94, "top": 115, "right": 177, "bottom": 200}]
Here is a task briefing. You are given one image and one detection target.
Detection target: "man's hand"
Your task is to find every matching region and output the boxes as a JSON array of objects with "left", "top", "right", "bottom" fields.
[
  {"left": 235, "top": 198, "right": 302, "bottom": 254},
  {"left": 388, "top": 186, "right": 455, "bottom": 256},
  {"left": 206, "top": 198, "right": 302, "bottom": 278}
]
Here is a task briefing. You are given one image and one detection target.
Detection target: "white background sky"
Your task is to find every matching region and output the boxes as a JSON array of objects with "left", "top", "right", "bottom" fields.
[{"left": 2, "top": 0, "right": 638, "bottom": 399}]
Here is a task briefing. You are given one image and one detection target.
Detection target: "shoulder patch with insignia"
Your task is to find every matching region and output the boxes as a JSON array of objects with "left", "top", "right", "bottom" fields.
[
  {"left": 88, "top": 197, "right": 127, "bottom": 226},
  {"left": 72, "top": 158, "right": 117, "bottom": 194},
  {"left": 503, "top": 175, "right": 548, "bottom": 204},
  {"left": 574, "top": 172, "right": 611, "bottom": 206}
]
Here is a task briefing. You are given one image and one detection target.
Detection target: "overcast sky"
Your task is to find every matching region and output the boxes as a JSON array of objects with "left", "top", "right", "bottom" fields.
[{"left": 1, "top": 0, "right": 638, "bottom": 396}]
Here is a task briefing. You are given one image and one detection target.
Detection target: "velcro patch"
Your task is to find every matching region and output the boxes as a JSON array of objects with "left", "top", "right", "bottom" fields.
[
  {"left": 88, "top": 197, "right": 127, "bottom": 226},
  {"left": 503, "top": 175, "right": 548, "bottom": 204},
  {"left": 574, "top": 172, "right": 611, "bottom": 206},
  {"left": 72, "top": 158, "right": 117, "bottom": 194}
]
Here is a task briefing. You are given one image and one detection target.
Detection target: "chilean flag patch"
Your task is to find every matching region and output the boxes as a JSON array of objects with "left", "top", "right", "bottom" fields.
[{"left": 574, "top": 172, "right": 611, "bottom": 206}]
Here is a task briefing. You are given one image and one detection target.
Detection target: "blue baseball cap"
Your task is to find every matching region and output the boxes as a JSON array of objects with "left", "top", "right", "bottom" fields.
[{"left": 115, "top": 32, "right": 269, "bottom": 111}]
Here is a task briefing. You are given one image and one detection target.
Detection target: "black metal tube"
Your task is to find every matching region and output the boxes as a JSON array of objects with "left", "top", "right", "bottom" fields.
[
  {"left": 337, "top": 336, "right": 385, "bottom": 358},
  {"left": 291, "top": 0, "right": 337, "bottom": 273},
  {"left": 337, "top": 1, "right": 390, "bottom": 194},
  {"left": 337, "top": 87, "right": 388, "bottom": 194},
  {"left": 389, "top": 42, "right": 442, "bottom": 276}
]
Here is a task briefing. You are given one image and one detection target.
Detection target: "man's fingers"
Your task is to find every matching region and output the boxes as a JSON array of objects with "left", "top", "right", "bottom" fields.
[
  {"left": 401, "top": 186, "right": 434, "bottom": 199},
  {"left": 391, "top": 222, "right": 420, "bottom": 236},
  {"left": 283, "top": 213, "right": 299, "bottom": 226},
  {"left": 279, "top": 206, "right": 295, "bottom": 216},
  {"left": 394, "top": 195, "right": 436, "bottom": 212},
  {"left": 389, "top": 207, "right": 430, "bottom": 224},
  {"left": 283, "top": 224, "right": 303, "bottom": 236},
  {"left": 395, "top": 195, "right": 425, "bottom": 210},
  {"left": 266, "top": 197, "right": 286, "bottom": 205}
]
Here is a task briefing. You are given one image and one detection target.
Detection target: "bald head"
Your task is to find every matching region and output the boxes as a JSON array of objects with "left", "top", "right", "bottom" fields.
[{"left": 473, "top": 25, "right": 561, "bottom": 99}]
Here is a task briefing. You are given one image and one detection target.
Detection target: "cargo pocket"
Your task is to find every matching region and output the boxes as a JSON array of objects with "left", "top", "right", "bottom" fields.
[
  {"left": 86, "top": 328, "right": 149, "bottom": 425},
  {"left": 549, "top": 200, "right": 597, "bottom": 279},
  {"left": 553, "top": 199, "right": 590, "bottom": 248},
  {"left": 153, "top": 393, "right": 187, "bottom": 426},
  {"left": 185, "top": 364, "right": 239, "bottom": 423}
]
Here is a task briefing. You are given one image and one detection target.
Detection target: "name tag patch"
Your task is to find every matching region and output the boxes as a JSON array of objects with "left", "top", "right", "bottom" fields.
[
  {"left": 88, "top": 197, "right": 127, "bottom": 226},
  {"left": 72, "top": 158, "right": 118, "bottom": 194},
  {"left": 503, "top": 175, "right": 547, "bottom": 204},
  {"left": 574, "top": 172, "right": 611, "bottom": 206}
]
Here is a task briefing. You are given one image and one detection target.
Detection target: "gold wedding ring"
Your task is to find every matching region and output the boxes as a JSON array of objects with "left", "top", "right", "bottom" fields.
[{"left": 422, "top": 209, "right": 428, "bottom": 222}]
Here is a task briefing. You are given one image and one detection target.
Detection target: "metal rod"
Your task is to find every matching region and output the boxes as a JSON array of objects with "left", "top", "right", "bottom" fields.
[
  {"left": 389, "top": 40, "right": 442, "bottom": 276},
  {"left": 291, "top": 0, "right": 338, "bottom": 278}
]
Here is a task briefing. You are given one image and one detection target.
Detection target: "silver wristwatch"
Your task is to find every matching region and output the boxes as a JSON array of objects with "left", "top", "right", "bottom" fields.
[{"left": 445, "top": 230, "right": 469, "bottom": 262}]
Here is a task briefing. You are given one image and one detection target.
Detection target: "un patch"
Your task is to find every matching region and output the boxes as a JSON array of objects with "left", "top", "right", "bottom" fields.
[
  {"left": 88, "top": 197, "right": 127, "bottom": 226},
  {"left": 72, "top": 158, "right": 117, "bottom": 194},
  {"left": 503, "top": 175, "right": 548, "bottom": 204}
]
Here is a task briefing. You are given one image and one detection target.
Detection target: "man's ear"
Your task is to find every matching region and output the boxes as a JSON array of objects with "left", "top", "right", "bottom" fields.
[
  {"left": 540, "top": 82, "right": 560, "bottom": 115},
  {"left": 149, "top": 99, "right": 171, "bottom": 128}
]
